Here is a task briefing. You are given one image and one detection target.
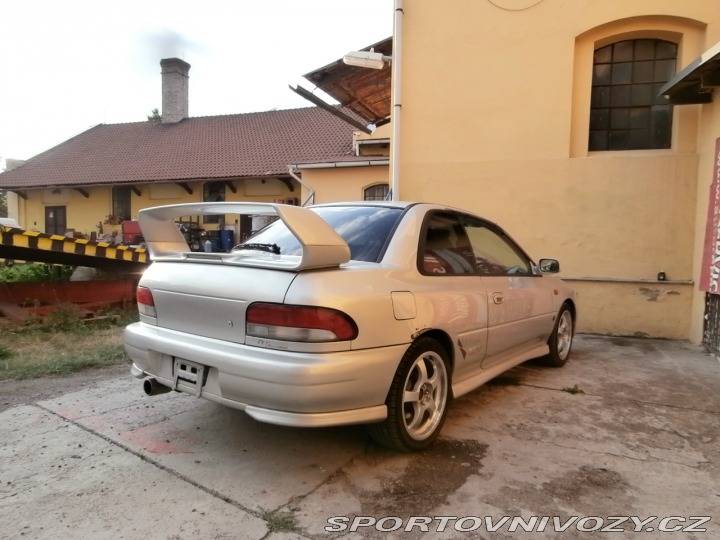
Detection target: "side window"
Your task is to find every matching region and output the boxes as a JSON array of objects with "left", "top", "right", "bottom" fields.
[
  {"left": 589, "top": 38, "right": 677, "bottom": 151},
  {"left": 462, "top": 218, "right": 531, "bottom": 275},
  {"left": 420, "top": 212, "right": 476, "bottom": 275}
]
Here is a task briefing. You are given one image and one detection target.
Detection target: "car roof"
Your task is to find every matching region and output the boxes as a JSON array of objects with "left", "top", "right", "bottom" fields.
[
  {"left": 309, "top": 201, "right": 415, "bottom": 209},
  {"left": 308, "top": 201, "right": 487, "bottom": 219}
]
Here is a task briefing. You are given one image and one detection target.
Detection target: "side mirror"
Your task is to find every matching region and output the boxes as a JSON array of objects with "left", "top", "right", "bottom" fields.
[{"left": 538, "top": 258, "right": 560, "bottom": 273}]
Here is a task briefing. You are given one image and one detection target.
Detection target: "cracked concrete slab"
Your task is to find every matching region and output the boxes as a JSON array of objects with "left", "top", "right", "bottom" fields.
[
  {"left": 1, "top": 335, "right": 719, "bottom": 539},
  {"left": 0, "top": 405, "right": 267, "bottom": 539}
]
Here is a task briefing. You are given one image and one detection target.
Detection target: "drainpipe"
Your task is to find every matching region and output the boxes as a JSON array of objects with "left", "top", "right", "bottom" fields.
[
  {"left": 391, "top": 0, "right": 403, "bottom": 201},
  {"left": 287, "top": 165, "right": 316, "bottom": 207}
]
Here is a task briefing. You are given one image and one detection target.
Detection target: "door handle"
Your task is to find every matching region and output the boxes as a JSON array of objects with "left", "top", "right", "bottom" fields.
[{"left": 492, "top": 292, "right": 504, "bottom": 304}]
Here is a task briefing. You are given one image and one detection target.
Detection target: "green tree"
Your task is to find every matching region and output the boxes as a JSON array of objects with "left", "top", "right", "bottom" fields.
[
  {"left": 0, "top": 190, "right": 7, "bottom": 218},
  {"left": 147, "top": 108, "right": 161, "bottom": 121}
]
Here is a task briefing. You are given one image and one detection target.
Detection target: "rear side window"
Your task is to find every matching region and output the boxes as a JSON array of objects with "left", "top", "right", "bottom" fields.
[
  {"left": 421, "top": 212, "right": 477, "bottom": 275},
  {"left": 242, "top": 206, "right": 403, "bottom": 263}
]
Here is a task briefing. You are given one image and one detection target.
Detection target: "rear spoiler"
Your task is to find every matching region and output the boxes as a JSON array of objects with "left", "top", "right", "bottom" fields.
[{"left": 138, "top": 202, "right": 350, "bottom": 271}]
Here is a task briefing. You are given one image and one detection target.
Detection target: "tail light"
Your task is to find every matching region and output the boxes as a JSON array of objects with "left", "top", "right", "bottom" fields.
[
  {"left": 246, "top": 302, "right": 358, "bottom": 342},
  {"left": 136, "top": 286, "right": 157, "bottom": 318}
]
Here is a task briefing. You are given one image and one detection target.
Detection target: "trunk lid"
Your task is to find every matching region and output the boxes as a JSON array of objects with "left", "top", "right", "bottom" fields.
[{"left": 140, "top": 261, "right": 296, "bottom": 343}]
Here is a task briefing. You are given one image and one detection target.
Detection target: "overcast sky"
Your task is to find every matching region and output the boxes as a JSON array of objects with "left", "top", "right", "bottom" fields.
[{"left": 0, "top": 0, "right": 393, "bottom": 161}]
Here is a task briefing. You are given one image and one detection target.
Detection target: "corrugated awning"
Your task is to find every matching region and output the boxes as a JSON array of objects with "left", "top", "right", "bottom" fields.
[
  {"left": 660, "top": 41, "right": 720, "bottom": 104},
  {"left": 300, "top": 37, "right": 392, "bottom": 126}
]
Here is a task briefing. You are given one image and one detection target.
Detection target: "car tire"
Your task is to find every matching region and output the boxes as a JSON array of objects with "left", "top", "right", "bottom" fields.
[
  {"left": 541, "top": 304, "right": 574, "bottom": 367},
  {"left": 368, "top": 337, "right": 450, "bottom": 452}
]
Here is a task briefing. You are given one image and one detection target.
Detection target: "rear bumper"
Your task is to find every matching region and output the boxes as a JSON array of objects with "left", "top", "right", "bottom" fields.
[{"left": 124, "top": 322, "right": 406, "bottom": 427}]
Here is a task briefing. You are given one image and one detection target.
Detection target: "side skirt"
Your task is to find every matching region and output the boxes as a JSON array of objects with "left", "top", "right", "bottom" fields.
[{"left": 451, "top": 344, "right": 549, "bottom": 399}]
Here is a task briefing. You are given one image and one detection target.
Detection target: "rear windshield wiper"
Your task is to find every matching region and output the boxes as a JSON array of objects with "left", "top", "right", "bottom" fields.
[{"left": 233, "top": 243, "right": 281, "bottom": 254}]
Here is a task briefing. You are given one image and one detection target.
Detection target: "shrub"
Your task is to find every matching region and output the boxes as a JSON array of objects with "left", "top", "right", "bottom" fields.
[{"left": 0, "top": 263, "right": 74, "bottom": 283}]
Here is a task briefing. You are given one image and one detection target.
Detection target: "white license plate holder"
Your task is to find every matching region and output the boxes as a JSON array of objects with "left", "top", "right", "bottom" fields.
[{"left": 173, "top": 358, "right": 206, "bottom": 397}]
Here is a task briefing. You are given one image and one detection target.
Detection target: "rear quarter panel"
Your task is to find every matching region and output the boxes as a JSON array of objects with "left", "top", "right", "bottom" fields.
[{"left": 284, "top": 265, "right": 490, "bottom": 384}]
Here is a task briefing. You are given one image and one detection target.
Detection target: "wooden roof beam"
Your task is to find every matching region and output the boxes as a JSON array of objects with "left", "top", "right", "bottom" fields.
[{"left": 177, "top": 182, "right": 193, "bottom": 194}]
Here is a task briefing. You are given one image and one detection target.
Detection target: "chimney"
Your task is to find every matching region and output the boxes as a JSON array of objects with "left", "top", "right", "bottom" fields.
[{"left": 160, "top": 58, "right": 190, "bottom": 124}]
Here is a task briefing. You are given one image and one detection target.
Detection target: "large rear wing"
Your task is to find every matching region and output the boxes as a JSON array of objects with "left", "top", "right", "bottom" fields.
[{"left": 138, "top": 202, "right": 350, "bottom": 271}]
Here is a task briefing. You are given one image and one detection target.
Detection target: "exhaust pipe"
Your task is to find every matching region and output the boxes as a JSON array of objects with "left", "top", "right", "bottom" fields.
[{"left": 143, "top": 378, "right": 172, "bottom": 396}]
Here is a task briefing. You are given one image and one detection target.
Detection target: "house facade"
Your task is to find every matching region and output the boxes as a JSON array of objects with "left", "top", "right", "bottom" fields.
[
  {"left": 1, "top": 58, "right": 390, "bottom": 244},
  {"left": 5, "top": 1, "right": 720, "bottom": 344},
  {"left": 387, "top": 0, "right": 719, "bottom": 342}
]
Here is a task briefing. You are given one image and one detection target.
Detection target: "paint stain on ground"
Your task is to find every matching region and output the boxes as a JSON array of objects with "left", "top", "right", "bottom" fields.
[
  {"left": 489, "top": 465, "right": 632, "bottom": 517},
  {"left": 120, "top": 423, "right": 198, "bottom": 454},
  {"left": 315, "top": 439, "right": 486, "bottom": 539},
  {"left": 356, "top": 439, "right": 487, "bottom": 517}
]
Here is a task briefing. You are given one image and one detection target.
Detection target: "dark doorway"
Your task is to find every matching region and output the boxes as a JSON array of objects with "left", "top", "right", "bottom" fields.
[
  {"left": 45, "top": 206, "right": 67, "bottom": 235},
  {"left": 704, "top": 293, "right": 720, "bottom": 355},
  {"left": 240, "top": 214, "right": 253, "bottom": 241},
  {"left": 203, "top": 181, "right": 226, "bottom": 224},
  {"left": 112, "top": 186, "right": 132, "bottom": 221}
]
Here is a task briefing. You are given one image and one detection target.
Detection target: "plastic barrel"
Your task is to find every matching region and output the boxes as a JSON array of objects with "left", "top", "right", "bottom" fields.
[{"left": 220, "top": 229, "right": 235, "bottom": 251}]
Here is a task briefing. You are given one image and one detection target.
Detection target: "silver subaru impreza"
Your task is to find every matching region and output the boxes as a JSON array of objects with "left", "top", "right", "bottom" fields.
[{"left": 124, "top": 201, "right": 575, "bottom": 452}]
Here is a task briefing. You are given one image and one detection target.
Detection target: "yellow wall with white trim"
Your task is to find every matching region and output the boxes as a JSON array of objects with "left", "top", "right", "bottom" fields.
[{"left": 300, "top": 166, "right": 389, "bottom": 205}]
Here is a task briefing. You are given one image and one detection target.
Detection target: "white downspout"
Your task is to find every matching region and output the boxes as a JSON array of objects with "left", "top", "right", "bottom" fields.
[
  {"left": 287, "top": 165, "right": 316, "bottom": 207},
  {"left": 391, "top": 0, "right": 403, "bottom": 201}
]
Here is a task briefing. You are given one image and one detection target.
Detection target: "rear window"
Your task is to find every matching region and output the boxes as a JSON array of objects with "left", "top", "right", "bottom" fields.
[{"left": 240, "top": 206, "right": 403, "bottom": 263}]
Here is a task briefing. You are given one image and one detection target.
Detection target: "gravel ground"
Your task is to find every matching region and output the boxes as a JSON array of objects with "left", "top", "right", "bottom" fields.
[{"left": 0, "top": 363, "right": 130, "bottom": 413}]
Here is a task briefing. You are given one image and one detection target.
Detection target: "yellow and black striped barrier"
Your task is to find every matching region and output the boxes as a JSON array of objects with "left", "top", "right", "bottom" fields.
[{"left": 1, "top": 225, "right": 148, "bottom": 268}]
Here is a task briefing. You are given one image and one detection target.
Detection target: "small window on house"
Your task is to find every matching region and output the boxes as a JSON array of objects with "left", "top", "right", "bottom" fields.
[
  {"left": 203, "top": 181, "right": 226, "bottom": 223},
  {"left": 364, "top": 184, "right": 389, "bottom": 201},
  {"left": 589, "top": 39, "right": 677, "bottom": 151},
  {"left": 112, "top": 186, "right": 131, "bottom": 221}
]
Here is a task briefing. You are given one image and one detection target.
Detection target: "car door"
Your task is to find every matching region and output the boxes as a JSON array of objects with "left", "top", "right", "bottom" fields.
[
  {"left": 418, "top": 211, "right": 488, "bottom": 383},
  {"left": 460, "top": 215, "right": 555, "bottom": 369}
]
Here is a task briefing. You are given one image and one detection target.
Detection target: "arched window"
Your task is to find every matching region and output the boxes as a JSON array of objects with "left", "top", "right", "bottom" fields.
[
  {"left": 364, "top": 184, "right": 389, "bottom": 201},
  {"left": 589, "top": 39, "right": 677, "bottom": 151}
]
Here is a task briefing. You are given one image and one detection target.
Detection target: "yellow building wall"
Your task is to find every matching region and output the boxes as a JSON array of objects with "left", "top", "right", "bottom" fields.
[
  {"left": 131, "top": 178, "right": 298, "bottom": 228},
  {"left": 14, "top": 178, "right": 299, "bottom": 238},
  {"left": 299, "top": 165, "right": 390, "bottom": 205},
  {"left": 396, "top": 0, "right": 718, "bottom": 340},
  {"left": 19, "top": 187, "right": 112, "bottom": 236}
]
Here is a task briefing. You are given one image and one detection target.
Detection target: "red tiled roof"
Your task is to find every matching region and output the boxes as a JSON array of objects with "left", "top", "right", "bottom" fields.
[{"left": 0, "top": 107, "right": 356, "bottom": 189}]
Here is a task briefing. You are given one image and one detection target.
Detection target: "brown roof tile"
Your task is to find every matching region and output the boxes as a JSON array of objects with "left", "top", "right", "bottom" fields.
[{"left": 0, "top": 107, "right": 356, "bottom": 189}]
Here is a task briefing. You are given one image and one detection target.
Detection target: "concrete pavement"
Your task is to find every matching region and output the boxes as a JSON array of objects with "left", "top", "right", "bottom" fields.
[{"left": 1, "top": 335, "right": 719, "bottom": 539}]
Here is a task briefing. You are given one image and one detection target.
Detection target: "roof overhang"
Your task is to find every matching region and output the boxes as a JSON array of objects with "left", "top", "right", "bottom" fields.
[
  {"left": 660, "top": 41, "right": 720, "bottom": 104},
  {"left": 294, "top": 158, "right": 389, "bottom": 170},
  {"left": 298, "top": 37, "right": 392, "bottom": 126}
]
